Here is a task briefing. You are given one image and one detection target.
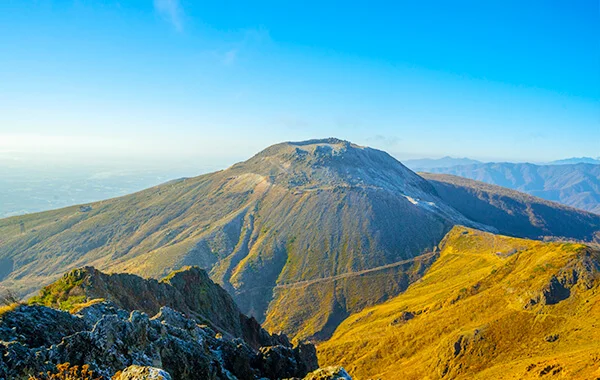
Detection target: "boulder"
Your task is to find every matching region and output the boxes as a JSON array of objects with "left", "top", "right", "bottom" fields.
[
  {"left": 114, "top": 365, "right": 172, "bottom": 380},
  {"left": 303, "top": 366, "right": 352, "bottom": 380}
]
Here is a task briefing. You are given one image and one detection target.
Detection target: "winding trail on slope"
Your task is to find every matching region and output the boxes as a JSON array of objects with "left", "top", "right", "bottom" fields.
[{"left": 274, "top": 251, "right": 438, "bottom": 290}]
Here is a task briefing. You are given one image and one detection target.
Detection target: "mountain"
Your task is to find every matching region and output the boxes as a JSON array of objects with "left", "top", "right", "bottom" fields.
[
  {"left": 548, "top": 157, "right": 600, "bottom": 165},
  {"left": 425, "top": 162, "right": 600, "bottom": 214},
  {"left": 421, "top": 173, "right": 600, "bottom": 241},
  {"left": 1, "top": 266, "right": 327, "bottom": 379},
  {"left": 1, "top": 138, "right": 599, "bottom": 342},
  {"left": 318, "top": 226, "right": 600, "bottom": 379},
  {"left": 403, "top": 156, "right": 482, "bottom": 171}
]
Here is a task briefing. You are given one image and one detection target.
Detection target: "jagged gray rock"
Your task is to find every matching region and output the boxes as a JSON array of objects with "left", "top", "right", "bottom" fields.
[
  {"left": 0, "top": 302, "right": 319, "bottom": 379},
  {"left": 114, "top": 365, "right": 172, "bottom": 380},
  {"left": 303, "top": 366, "right": 352, "bottom": 380}
]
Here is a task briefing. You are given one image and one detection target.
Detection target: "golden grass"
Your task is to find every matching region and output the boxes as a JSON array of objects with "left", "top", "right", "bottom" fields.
[
  {"left": 318, "top": 226, "right": 600, "bottom": 379},
  {"left": 0, "top": 302, "right": 19, "bottom": 316}
]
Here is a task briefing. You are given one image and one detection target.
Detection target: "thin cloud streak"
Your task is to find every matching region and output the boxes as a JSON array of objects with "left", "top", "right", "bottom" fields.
[{"left": 154, "top": 0, "right": 184, "bottom": 31}]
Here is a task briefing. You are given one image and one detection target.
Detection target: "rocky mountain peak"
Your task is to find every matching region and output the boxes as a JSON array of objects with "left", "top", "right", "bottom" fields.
[{"left": 230, "top": 138, "right": 436, "bottom": 197}]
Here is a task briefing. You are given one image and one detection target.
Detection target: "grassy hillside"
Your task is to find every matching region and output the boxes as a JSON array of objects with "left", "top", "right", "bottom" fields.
[{"left": 318, "top": 226, "right": 600, "bottom": 379}]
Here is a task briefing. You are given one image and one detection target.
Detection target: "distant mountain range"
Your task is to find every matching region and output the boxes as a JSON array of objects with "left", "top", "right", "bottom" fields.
[
  {"left": 425, "top": 163, "right": 600, "bottom": 214},
  {"left": 1, "top": 139, "right": 599, "bottom": 344},
  {"left": 403, "top": 156, "right": 482, "bottom": 171},
  {"left": 404, "top": 156, "right": 600, "bottom": 171},
  {"left": 548, "top": 157, "right": 600, "bottom": 165}
]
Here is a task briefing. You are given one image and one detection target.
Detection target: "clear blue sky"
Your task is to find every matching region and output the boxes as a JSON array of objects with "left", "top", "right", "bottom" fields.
[{"left": 0, "top": 0, "right": 598, "bottom": 166}]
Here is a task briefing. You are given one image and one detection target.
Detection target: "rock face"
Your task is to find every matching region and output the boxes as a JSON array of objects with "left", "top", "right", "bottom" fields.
[
  {"left": 303, "top": 366, "right": 352, "bottom": 380},
  {"left": 2, "top": 266, "right": 322, "bottom": 379},
  {"left": 30, "top": 266, "right": 282, "bottom": 349},
  {"left": 0, "top": 302, "right": 319, "bottom": 379}
]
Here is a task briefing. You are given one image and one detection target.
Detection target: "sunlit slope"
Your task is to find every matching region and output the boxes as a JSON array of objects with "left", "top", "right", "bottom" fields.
[{"left": 318, "top": 226, "right": 600, "bottom": 379}]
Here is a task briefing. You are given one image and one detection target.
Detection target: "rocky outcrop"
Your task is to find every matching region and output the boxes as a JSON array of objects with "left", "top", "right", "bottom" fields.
[
  {"left": 303, "top": 366, "right": 352, "bottom": 380},
  {"left": 0, "top": 302, "right": 319, "bottom": 379},
  {"left": 112, "top": 365, "right": 354, "bottom": 380},
  {"left": 30, "top": 266, "right": 284, "bottom": 349},
  {"left": 524, "top": 248, "right": 600, "bottom": 309},
  {"left": 114, "top": 365, "right": 172, "bottom": 380}
]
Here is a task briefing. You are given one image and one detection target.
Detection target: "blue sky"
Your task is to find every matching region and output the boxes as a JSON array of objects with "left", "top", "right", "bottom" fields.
[{"left": 0, "top": 0, "right": 598, "bottom": 167}]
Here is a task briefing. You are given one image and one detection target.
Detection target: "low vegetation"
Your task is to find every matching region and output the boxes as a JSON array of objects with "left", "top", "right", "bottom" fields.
[
  {"left": 29, "top": 363, "right": 101, "bottom": 380},
  {"left": 318, "top": 226, "right": 600, "bottom": 379},
  {"left": 28, "top": 268, "right": 87, "bottom": 311},
  {"left": 420, "top": 173, "right": 600, "bottom": 243}
]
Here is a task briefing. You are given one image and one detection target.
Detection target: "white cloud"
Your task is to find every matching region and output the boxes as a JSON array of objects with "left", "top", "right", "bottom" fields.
[{"left": 154, "top": 0, "right": 184, "bottom": 31}]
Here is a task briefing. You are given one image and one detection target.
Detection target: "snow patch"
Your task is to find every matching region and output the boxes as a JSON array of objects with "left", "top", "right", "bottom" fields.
[{"left": 402, "top": 195, "right": 438, "bottom": 210}]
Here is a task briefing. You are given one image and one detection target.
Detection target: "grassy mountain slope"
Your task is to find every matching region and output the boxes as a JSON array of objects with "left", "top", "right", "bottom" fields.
[
  {"left": 421, "top": 173, "right": 600, "bottom": 242},
  {"left": 426, "top": 162, "right": 600, "bottom": 214},
  {"left": 1, "top": 139, "right": 599, "bottom": 342},
  {"left": 318, "top": 226, "right": 600, "bottom": 379}
]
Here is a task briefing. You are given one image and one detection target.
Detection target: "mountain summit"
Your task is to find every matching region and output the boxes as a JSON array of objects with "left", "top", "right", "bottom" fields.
[
  {"left": 1, "top": 139, "right": 599, "bottom": 340},
  {"left": 233, "top": 138, "right": 435, "bottom": 193}
]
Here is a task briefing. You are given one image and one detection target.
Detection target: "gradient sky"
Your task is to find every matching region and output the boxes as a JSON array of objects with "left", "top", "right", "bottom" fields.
[{"left": 0, "top": 0, "right": 598, "bottom": 167}]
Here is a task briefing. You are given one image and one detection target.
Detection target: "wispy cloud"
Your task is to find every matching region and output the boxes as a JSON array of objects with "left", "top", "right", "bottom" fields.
[
  {"left": 215, "top": 27, "right": 271, "bottom": 67},
  {"left": 154, "top": 0, "right": 184, "bottom": 32}
]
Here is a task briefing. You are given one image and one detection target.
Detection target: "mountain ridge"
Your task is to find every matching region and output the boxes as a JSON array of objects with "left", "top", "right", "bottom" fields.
[
  {"left": 425, "top": 162, "right": 600, "bottom": 214},
  {"left": 29, "top": 265, "right": 284, "bottom": 349},
  {"left": 1, "top": 266, "right": 324, "bottom": 379}
]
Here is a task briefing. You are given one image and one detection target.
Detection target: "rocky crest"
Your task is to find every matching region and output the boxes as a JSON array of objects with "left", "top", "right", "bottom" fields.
[
  {"left": 0, "top": 266, "right": 351, "bottom": 379},
  {"left": 0, "top": 302, "right": 321, "bottom": 379},
  {"left": 29, "top": 266, "right": 281, "bottom": 350}
]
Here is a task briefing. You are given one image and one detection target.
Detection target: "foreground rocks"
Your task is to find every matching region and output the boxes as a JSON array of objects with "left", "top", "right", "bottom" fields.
[
  {"left": 113, "top": 365, "right": 172, "bottom": 379},
  {"left": 0, "top": 302, "right": 324, "bottom": 379},
  {"left": 29, "top": 266, "right": 284, "bottom": 350},
  {"left": 303, "top": 366, "right": 352, "bottom": 380}
]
